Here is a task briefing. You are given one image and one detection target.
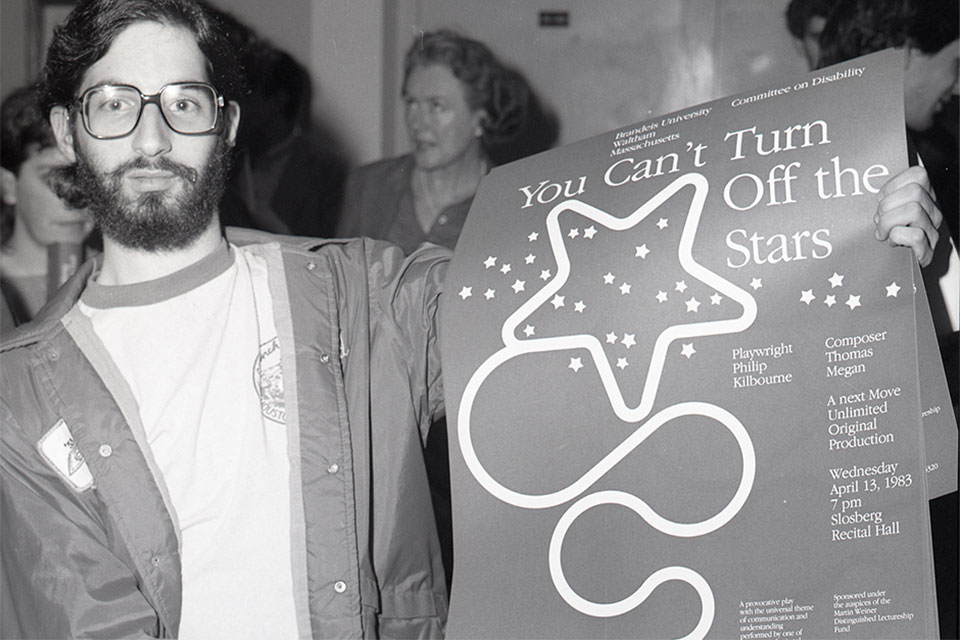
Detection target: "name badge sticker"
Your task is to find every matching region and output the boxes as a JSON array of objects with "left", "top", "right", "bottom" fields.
[{"left": 38, "top": 419, "right": 94, "bottom": 492}]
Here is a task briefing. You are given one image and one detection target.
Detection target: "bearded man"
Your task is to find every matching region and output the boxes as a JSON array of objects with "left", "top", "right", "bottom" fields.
[{"left": 0, "top": 1, "right": 448, "bottom": 637}]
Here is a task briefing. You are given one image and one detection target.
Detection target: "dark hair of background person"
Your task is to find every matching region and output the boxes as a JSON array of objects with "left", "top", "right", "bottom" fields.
[
  {"left": 0, "top": 86, "right": 57, "bottom": 243},
  {"left": 817, "top": 0, "right": 959, "bottom": 67},
  {"left": 785, "top": 0, "right": 837, "bottom": 39},
  {"left": 403, "top": 29, "right": 546, "bottom": 166},
  {"left": 38, "top": 0, "right": 245, "bottom": 116}
]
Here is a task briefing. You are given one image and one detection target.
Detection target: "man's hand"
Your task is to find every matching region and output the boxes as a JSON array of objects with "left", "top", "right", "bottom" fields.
[{"left": 875, "top": 165, "right": 942, "bottom": 267}]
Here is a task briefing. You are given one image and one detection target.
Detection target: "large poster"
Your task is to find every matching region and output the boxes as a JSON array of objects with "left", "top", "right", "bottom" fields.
[{"left": 440, "top": 49, "right": 954, "bottom": 639}]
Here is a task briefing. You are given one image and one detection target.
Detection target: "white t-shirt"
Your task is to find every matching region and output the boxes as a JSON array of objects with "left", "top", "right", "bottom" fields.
[{"left": 79, "top": 243, "right": 298, "bottom": 639}]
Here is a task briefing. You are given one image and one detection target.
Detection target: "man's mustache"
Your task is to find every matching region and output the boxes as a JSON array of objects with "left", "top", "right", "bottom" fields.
[{"left": 48, "top": 156, "right": 199, "bottom": 209}]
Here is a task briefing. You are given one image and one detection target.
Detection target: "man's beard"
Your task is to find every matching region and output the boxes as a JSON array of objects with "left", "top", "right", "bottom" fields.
[{"left": 72, "top": 137, "right": 231, "bottom": 252}]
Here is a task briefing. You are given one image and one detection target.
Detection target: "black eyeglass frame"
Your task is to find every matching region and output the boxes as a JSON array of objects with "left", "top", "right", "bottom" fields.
[{"left": 73, "top": 82, "right": 226, "bottom": 140}]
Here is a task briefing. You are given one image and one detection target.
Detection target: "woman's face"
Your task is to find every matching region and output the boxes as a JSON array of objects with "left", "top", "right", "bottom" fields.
[
  {"left": 403, "top": 64, "right": 486, "bottom": 171},
  {"left": 14, "top": 146, "right": 94, "bottom": 246}
]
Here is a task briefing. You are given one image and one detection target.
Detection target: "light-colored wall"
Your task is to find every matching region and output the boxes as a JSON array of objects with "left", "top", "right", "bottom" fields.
[{"left": 384, "top": 0, "right": 807, "bottom": 157}]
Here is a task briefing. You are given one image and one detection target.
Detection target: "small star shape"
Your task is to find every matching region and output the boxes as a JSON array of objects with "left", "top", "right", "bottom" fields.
[
  {"left": 621, "top": 334, "right": 636, "bottom": 349},
  {"left": 528, "top": 232, "right": 539, "bottom": 242},
  {"left": 568, "top": 228, "right": 580, "bottom": 239},
  {"left": 675, "top": 280, "right": 688, "bottom": 293},
  {"left": 500, "top": 263, "right": 512, "bottom": 274},
  {"left": 574, "top": 300, "right": 586, "bottom": 313},
  {"left": 569, "top": 357, "right": 583, "bottom": 372},
  {"left": 656, "top": 217, "right": 669, "bottom": 229},
  {"left": 523, "top": 325, "right": 535, "bottom": 337},
  {"left": 681, "top": 343, "right": 696, "bottom": 358},
  {"left": 686, "top": 297, "right": 701, "bottom": 313},
  {"left": 635, "top": 244, "right": 650, "bottom": 259},
  {"left": 824, "top": 295, "right": 837, "bottom": 307},
  {"left": 512, "top": 279, "right": 525, "bottom": 293},
  {"left": 885, "top": 282, "right": 901, "bottom": 297},
  {"left": 845, "top": 294, "right": 861, "bottom": 310},
  {"left": 710, "top": 293, "right": 723, "bottom": 305},
  {"left": 750, "top": 278, "right": 762, "bottom": 290},
  {"left": 828, "top": 272, "right": 844, "bottom": 288},
  {"left": 616, "top": 357, "right": 628, "bottom": 370},
  {"left": 619, "top": 282, "right": 632, "bottom": 295},
  {"left": 484, "top": 288, "right": 495, "bottom": 300},
  {"left": 540, "top": 269, "right": 552, "bottom": 280},
  {"left": 583, "top": 226, "right": 597, "bottom": 239},
  {"left": 656, "top": 291, "right": 668, "bottom": 303},
  {"left": 459, "top": 286, "right": 472, "bottom": 300},
  {"left": 525, "top": 253, "right": 536, "bottom": 265},
  {"left": 603, "top": 272, "right": 616, "bottom": 285},
  {"left": 800, "top": 289, "right": 815, "bottom": 305},
  {"left": 483, "top": 256, "right": 497, "bottom": 269},
  {"left": 605, "top": 332, "right": 618, "bottom": 344},
  {"left": 551, "top": 295, "right": 565, "bottom": 309}
]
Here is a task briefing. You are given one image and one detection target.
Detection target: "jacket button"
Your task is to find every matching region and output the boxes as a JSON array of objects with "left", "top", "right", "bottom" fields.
[
  {"left": 334, "top": 581, "right": 347, "bottom": 593},
  {"left": 306, "top": 262, "right": 316, "bottom": 271},
  {"left": 151, "top": 556, "right": 162, "bottom": 567},
  {"left": 320, "top": 353, "right": 330, "bottom": 363},
  {"left": 327, "top": 463, "right": 339, "bottom": 474},
  {"left": 437, "top": 214, "right": 449, "bottom": 225},
  {"left": 48, "top": 350, "right": 60, "bottom": 361},
  {"left": 98, "top": 444, "right": 113, "bottom": 458}
]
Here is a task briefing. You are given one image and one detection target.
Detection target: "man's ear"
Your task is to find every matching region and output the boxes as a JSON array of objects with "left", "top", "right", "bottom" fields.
[
  {"left": 1, "top": 167, "right": 17, "bottom": 206},
  {"left": 223, "top": 100, "right": 240, "bottom": 148},
  {"left": 49, "top": 106, "right": 77, "bottom": 163}
]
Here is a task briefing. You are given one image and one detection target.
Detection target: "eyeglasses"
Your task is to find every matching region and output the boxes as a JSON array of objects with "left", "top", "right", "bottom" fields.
[{"left": 76, "top": 83, "right": 224, "bottom": 139}]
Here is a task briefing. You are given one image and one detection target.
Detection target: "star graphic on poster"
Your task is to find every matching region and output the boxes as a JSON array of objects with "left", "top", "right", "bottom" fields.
[
  {"left": 710, "top": 293, "right": 723, "bottom": 305},
  {"left": 524, "top": 324, "right": 536, "bottom": 337},
  {"left": 686, "top": 297, "right": 701, "bottom": 313},
  {"left": 584, "top": 226, "right": 598, "bottom": 239},
  {"left": 828, "top": 272, "right": 844, "bottom": 288},
  {"left": 603, "top": 272, "right": 616, "bottom": 285},
  {"left": 569, "top": 357, "right": 583, "bottom": 372},
  {"left": 675, "top": 280, "right": 687, "bottom": 293},
  {"left": 681, "top": 343, "right": 696, "bottom": 358},
  {"left": 656, "top": 217, "right": 669, "bottom": 229},
  {"left": 750, "top": 278, "right": 762, "bottom": 290},
  {"left": 622, "top": 334, "right": 636, "bottom": 349},
  {"left": 512, "top": 279, "right": 526, "bottom": 293},
  {"left": 845, "top": 294, "right": 861, "bottom": 310},
  {"left": 485, "top": 288, "right": 496, "bottom": 300},
  {"left": 574, "top": 300, "right": 586, "bottom": 313},
  {"left": 605, "top": 332, "right": 618, "bottom": 344},
  {"left": 824, "top": 294, "right": 837, "bottom": 307},
  {"left": 656, "top": 290, "right": 669, "bottom": 303},
  {"left": 459, "top": 286, "right": 472, "bottom": 300},
  {"left": 501, "top": 263, "right": 512, "bottom": 274},
  {"left": 525, "top": 253, "right": 536, "bottom": 264},
  {"left": 616, "top": 357, "right": 628, "bottom": 370},
  {"left": 635, "top": 244, "right": 650, "bottom": 259},
  {"left": 528, "top": 231, "right": 539, "bottom": 242},
  {"left": 484, "top": 256, "right": 497, "bottom": 269},
  {"left": 540, "top": 270, "right": 552, "bottom": 281},
  {"left": 800, "top": 289, "right": 815, "bottom": 304},
  {"left": 551, "top": 295, "right": 565, "bottom": 309},
  {"left": 619, "top": 282, "right": 632, "bottom": 295},
  {"left": 569, "top": 228, "right": 580, "bottom": 238},
  {"left": 886, "top": 281, "right": 901, "bottom": 297}
]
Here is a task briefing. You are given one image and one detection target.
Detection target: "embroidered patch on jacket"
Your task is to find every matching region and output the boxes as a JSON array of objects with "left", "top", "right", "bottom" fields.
[
  {"left": 38, "top": 419, "right": 94, "bottom": 492},
  {"left": 253, "top": 337, "right": 286, "bottom": 424}
]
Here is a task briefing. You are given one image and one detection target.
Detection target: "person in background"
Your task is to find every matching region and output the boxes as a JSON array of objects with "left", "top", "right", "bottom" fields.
[
  {"left": 0, "top": 86, "right": 95, "bottom": 331},
  {"left": 336, "top": 29, "right": 529, "bottom": 255},
  {"left": 785, "top": 0, "right": 838, "bottom": 69},
  {"left": 818, "top": 2, "right": 959, "bottom": 638}
]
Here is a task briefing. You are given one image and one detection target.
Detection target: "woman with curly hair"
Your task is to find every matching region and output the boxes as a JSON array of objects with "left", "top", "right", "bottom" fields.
[{"left": 336, "top": 29, "right": 529, "bottom": 255}]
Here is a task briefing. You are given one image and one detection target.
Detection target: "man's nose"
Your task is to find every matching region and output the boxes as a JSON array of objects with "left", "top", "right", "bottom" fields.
[{"left": 131, "top": 103, "right": 173, "bottom": 157}]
